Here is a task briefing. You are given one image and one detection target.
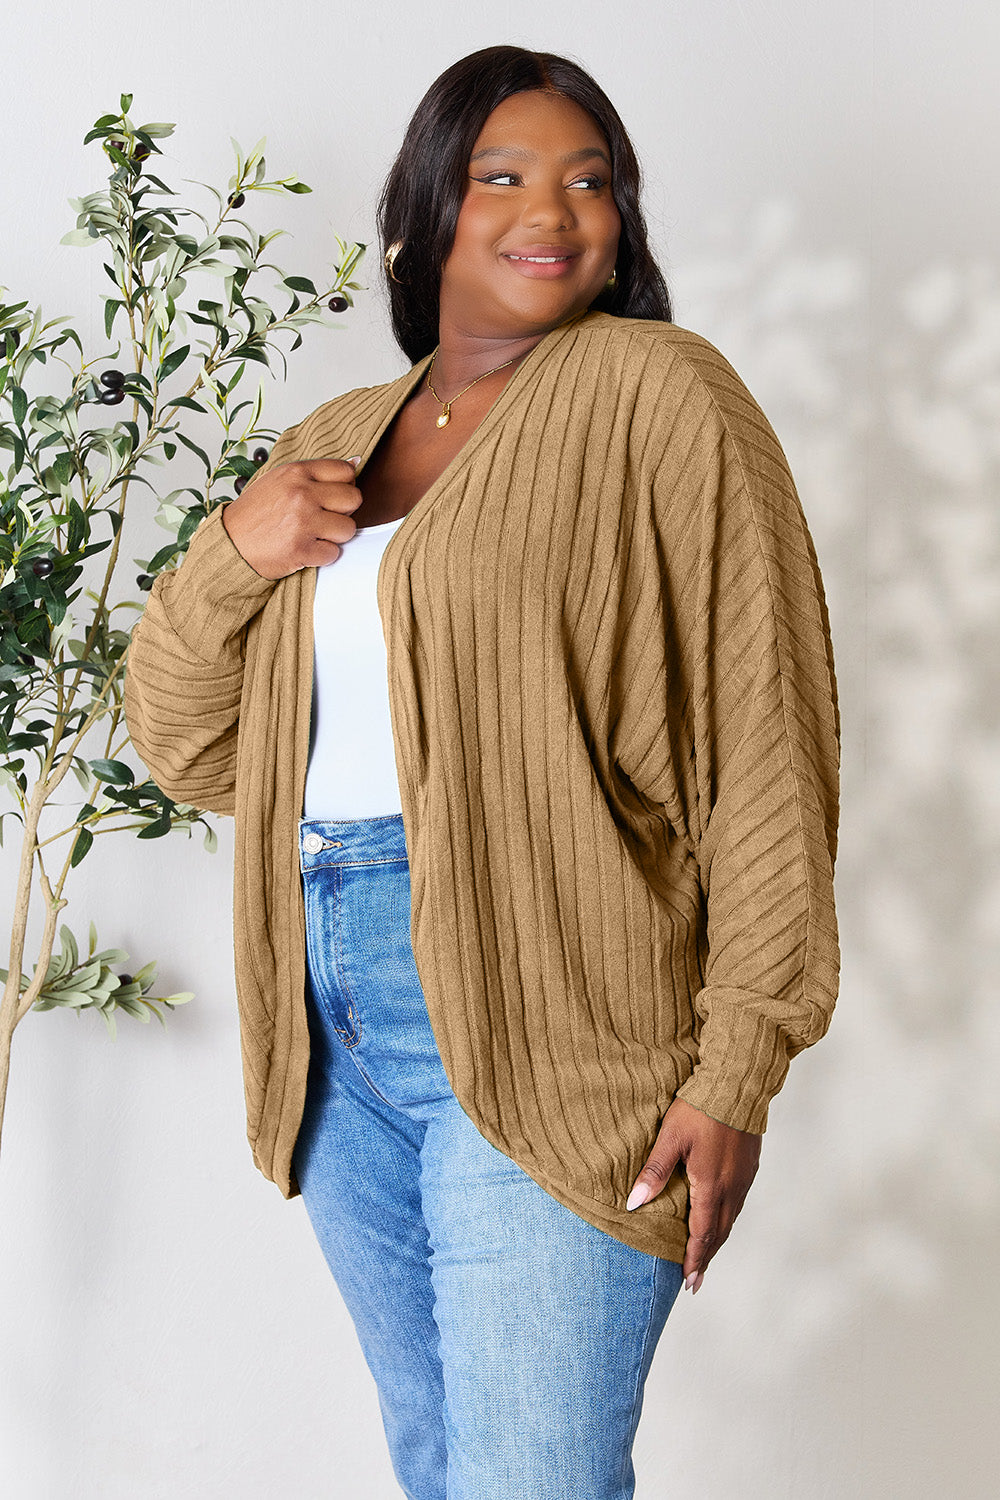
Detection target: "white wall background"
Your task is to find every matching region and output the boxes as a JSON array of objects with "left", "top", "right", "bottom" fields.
[{"left": 2, "top": 2, "right": 997, "bottom": 1496}]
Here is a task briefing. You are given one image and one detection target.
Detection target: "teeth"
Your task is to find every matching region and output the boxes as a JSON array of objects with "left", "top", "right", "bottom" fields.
[{"left": 509, "top": 255, "right": 570, "bottom": 263}]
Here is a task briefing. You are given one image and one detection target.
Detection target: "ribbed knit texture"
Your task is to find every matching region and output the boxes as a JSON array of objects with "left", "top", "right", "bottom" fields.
[{"left": 122, "top": 311, "right": 840, "bottom": 1263}]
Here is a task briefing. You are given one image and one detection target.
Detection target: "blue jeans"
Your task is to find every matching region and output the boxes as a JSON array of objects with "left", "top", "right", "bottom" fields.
[{"left": 291, "top": 812, "right": 684, "bottom": 1500}]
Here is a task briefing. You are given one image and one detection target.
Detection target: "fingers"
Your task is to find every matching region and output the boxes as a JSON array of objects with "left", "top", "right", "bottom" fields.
[
  {"left": 625, "top": 1142, "right": 730, "bottom": 1294},
  {"left": 681, "top": 1181, "right": 732, "bottom": 1291},
  {"left": 296, "top": 455, "right": 363, "bottom": 489},
  {"left": 221, "top": 454, "right": 366, "bottom": 578},
  {"left": 625, "top": 1130, "right": 681, "bottom": 1212},
  {"left": 625, "top": 1098, "right": 761, "bottom": 1296}
]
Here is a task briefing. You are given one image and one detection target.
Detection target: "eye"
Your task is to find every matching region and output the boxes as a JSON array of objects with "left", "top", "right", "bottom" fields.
[{"left": 471, "top": 171, "right": 608, "bottom": 190}]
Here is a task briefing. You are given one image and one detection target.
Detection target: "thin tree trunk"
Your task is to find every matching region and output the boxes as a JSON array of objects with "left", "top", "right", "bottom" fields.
[{"left": 0, "top": 783, "right": 65, "bottom": 1157}]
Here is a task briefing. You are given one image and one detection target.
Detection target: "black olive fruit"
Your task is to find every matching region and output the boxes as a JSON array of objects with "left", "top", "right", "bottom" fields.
[
  {"left": 99, "top": 390, "right": 126, "bottom": 405},
  {"left": 31, "top": 556, "right": 55, "bottom": 579},
  {"left": 117, "top": 974, "right": 134, "bottom": 988},
  {"left": 252, "top": 447, "right": 269, "bottom": 464},
  {"left": 228, "top": 192, "right": 246, "bottom": 209},
  {"left": 2, "top": 327, "right": 20, "bottom": 353},
  {"left": 234, "top": 476, "right": 247, "bottom": 494},
  {"left": 100, "top": 369, "right": 125, "bottom": 389},
  {"left": 327, "top": 295, "right": 349, "bottom": 313},
  {"left": 107, "top": 139, "right": 146, "bottom": 167},
  {"left": 136, "top": 574, "right": 154, "bottom": 591}
]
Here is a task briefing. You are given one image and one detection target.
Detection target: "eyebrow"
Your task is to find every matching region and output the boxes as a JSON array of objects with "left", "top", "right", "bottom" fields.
[{"left": 469, "top": 145, "right": 612, "bottom": 169}]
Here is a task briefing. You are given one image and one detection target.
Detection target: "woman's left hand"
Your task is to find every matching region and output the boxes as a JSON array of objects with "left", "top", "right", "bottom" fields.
[{"left": 625, "top": 1097, "right": 761, "bottom": 1293}]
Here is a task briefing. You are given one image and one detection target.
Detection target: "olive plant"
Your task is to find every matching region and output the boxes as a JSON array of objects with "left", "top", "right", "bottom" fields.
[{"left": 0, "top": 94, "right": 365, "bottom": 1153}]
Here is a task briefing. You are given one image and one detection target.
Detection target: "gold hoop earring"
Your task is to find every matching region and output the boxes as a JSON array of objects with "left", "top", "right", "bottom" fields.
[
  {"left": 605, "top": 267, "right": 617, "bottom": 293},
  {"left": 384, "top": 240, "right": 404, "bottom": 284}
]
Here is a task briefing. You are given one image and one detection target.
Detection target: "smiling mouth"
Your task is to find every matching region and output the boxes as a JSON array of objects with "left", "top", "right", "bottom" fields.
[{"left": 500, "top": 250, "right": 580, "bottom": 281}]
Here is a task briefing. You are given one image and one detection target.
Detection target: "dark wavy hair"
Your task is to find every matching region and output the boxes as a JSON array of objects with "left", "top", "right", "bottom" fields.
[{"left": 376, "top": 45, "right": 673, "bottom": 362}]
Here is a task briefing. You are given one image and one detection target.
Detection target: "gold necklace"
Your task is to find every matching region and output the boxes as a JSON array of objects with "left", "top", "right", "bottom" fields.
[{"left": 424, "top": 346, "right": 520, "bottom": 428}]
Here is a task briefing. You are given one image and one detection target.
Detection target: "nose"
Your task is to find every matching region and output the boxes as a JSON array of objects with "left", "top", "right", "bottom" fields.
[{"left": 521, "top": 182, "right": 575, "bottom": 232}]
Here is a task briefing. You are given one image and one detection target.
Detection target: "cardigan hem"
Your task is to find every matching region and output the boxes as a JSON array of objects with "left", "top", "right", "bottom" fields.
[{"left": 261, "top": 1096, "right": 690, "bottom": 1265}]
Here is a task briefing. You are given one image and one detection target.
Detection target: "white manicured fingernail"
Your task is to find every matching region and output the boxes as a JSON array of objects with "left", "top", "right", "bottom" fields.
[
  {"left": 684, "top": 1272, "right": 698, "bottom": 1291},
  {"left": 626, "top": 1181, "right": 651, "bottom": 1211}
]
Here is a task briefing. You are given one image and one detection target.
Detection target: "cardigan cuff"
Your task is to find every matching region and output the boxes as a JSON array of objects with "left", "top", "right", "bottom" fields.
[
  {"left": 155, "top": 503, "right": 280, "bottom": 662},
  {"left": 674, "top": 985, "right": 805, "bottom": 1135}
]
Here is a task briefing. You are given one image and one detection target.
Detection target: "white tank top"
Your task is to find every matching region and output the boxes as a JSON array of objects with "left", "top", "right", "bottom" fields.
[{"left": 302, "top": 515, "right": 408, "bottom": 820}]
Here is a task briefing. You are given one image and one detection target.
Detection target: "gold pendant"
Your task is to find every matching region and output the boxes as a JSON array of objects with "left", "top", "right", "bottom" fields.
[{"left": 436, "top": 406, "right": 451, "bottom": 428}]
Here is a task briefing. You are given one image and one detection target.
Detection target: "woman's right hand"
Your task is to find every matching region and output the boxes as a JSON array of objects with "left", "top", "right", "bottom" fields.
[{"left": 221, "top": 456, "right": 364, "bottom": 579}]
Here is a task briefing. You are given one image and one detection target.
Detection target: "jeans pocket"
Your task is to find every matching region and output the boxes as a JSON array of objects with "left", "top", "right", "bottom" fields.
[{"left": 302, "top": 863, "right": 360, "bottom": 1047}]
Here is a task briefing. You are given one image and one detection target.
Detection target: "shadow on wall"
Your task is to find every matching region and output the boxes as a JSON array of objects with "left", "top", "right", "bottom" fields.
[
  {"left": 667, "top": 198, "right": 1000, "bottom": 1355},
  {"left": 863, "top": 256, "right": 1000, "bottom": 1303}
]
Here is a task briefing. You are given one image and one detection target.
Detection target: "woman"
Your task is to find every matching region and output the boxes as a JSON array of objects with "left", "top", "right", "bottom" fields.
[{"left": 123, "top": 44, "right": 840, "bottom": 1500}]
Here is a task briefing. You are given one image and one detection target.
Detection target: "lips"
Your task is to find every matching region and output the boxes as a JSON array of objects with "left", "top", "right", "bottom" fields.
[
  {"left": 501, "top": 244, "right": 580, "bottom": 280},
  {"left": 502, "top": 244, "right": 579, "bottom": 263}
]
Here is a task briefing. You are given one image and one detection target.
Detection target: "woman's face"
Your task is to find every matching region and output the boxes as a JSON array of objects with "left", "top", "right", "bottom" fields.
[{"left": 439, "top": 89, "right": 622, "bottom": 343}]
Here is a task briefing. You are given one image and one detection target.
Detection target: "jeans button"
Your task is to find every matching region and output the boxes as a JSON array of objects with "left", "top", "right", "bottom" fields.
[{"left": 303, "top": 833, "right": 325, "bottom": 854}]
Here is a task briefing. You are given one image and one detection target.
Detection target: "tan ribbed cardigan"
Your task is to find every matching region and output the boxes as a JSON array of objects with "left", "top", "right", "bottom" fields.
[{"left": 122, "top": 309, "right": 840, "bottom": 1264}]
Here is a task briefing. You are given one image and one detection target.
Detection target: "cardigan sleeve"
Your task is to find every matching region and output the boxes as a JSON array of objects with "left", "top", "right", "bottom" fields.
[
  {"left": 647, "top": 340, "right": 841, "bottom": 1135},
  {"left": 121, "top": 430, "right": 298, "bottom": 816}
]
